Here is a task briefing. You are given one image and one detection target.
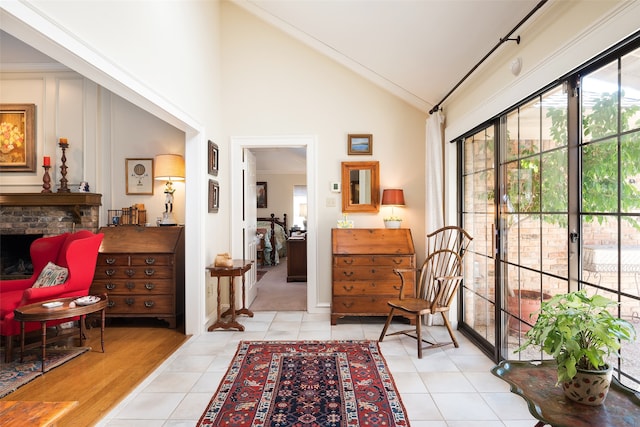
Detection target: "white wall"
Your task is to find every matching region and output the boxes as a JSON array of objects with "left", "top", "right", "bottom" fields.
[
  {"left": 444, "top": 1, "right": 640, "bottom": 142},
  {"left": 4, "top": 0, "right": 634, "bottom": 331},
  {"left": 0, "top": 72, "right": 88, "bottom": 191},
  {"left": 0, "top": 71, "right": 185, "bottom": 228},
  {"left": 256, "top": 173, "right": 306, "bottom": 226},
  {"left": 1, "top": 1, "right": 222, "bottom": 335},
  {"left": 221, "top": 2, "right": 428, "bottom": 307}
]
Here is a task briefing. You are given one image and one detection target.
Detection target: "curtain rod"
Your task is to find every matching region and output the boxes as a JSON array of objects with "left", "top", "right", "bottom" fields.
[{"left": 429, "top": 0, "right": 548, "bottom": 114}]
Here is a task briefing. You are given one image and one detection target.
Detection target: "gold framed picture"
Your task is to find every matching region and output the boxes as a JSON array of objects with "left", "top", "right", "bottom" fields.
[
  {"left": 0, "top": 104, "right": 36, "bottom": 172},
  {"left": 347, "top": 134, "right": 373, "bottom": 155},
  {"left": 126, "top": 158, "right": 154, "bottom": 195}
]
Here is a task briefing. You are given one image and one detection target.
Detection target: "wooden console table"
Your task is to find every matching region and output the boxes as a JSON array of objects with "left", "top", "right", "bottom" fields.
[
  {"left": 206, "top": 261, "right": 253, "bottom": 331},
  {"left": 491, "top": 360, "right": 640, "bottom": 427}
]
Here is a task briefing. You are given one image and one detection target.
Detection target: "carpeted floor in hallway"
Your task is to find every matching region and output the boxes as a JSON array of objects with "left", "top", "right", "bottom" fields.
[{"left": 249, "top": 258, "right": 306, "bottom": 311}]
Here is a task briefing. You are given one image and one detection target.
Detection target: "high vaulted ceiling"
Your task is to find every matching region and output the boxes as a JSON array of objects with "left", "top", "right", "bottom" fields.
[
  {"left": 1, "top": 1, "right": 549, "bottom": 174},
  {"left": 236, "top": 0, "right": 547, "bottom": 112}
]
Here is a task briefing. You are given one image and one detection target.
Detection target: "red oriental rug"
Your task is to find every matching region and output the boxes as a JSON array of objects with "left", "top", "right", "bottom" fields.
[{"left": 197, "top": 340, "right": 410, "bottom": 426}]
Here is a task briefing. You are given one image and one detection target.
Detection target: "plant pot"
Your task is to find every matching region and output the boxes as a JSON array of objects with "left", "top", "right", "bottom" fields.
[
  {"left": 562, "top": 365, "right": 613, "bottom": 406},
  {"left": 507, "top": 290, "right": 551, "bottom": 334},
  {"left": 384, "top": 220, "right": 402, "bottom": 229}
]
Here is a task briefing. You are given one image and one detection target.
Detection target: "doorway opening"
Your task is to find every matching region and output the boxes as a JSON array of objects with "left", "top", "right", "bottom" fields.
[{"left": 230, "top": 135, "right": 317, "bottom": 313}]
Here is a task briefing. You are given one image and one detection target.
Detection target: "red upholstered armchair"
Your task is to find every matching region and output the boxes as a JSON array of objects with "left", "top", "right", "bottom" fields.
[{"left": 0, "top": 230, "right": 104, "bottom": 362}]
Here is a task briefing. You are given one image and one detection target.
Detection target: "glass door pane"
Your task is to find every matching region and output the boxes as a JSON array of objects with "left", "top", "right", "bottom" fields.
[
  {"left": 499, "top": 85, "right": 570, "bottom": 360},
  {"left": 461, "top": 127, "right": 496, "bottom": 346},
  {"left": 579, "top": 46, "right": 640, "bottom": 391}
]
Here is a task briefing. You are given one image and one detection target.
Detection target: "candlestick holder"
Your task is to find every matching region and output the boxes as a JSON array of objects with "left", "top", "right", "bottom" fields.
[
  {"left": 57, "top": 142, "right": 70, "bottom": 193},
  {"left": 41, "top": 165, "right": 52, "bottom": 193}
]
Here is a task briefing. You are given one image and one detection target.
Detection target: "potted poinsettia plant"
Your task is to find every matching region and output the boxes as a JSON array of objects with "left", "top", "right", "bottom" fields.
[{"left": 516, "top": 290, "right": 636, "bottom": 405}]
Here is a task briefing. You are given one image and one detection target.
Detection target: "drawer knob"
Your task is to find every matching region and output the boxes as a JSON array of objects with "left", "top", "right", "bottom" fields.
[
  {"left": 342, "top": 271, "right": 354, "bottom": 278},
  {"left": 145, "top": 282, "right": 155, "bottom": 290},
  {"left": 105, "top": 258, "right": 116, "bottom": 265},
  {"left": 392, "top": 258, "right": 403, "bottom": 265},
  {"left": 144, "top": 300, "right": 155, "bottom": 308},
  {"left": 125, "top": 269, "right": 135, "bottom": 277},
  {"left": 106, "top": 283, "right": 116, "bottom": 290},
  {"left": 105, "top": 269, "right": 115, "bottom": 277},
  {"left": 144, "top": 268, "right": 155, "bottom": 276},
  {"left": 107, "top": 300, "right": 115, "bottom": 308},
  {"left": 145, "top": 257, "right": 156, "bottom": 265},
  {"left": 342, "top": 302, "right": 353, "bottom": 308},
  {"left": 125, "top": 298, "right": 135, "bottom": 306},
  {"left": 342, "top": 285, "right": 354, "bottom": 292},
  {"left": 342, "top": 259, "right": 354, "bottom": 265},
  {"left": 125, "top": 281, "right": 135, "bottom": 290}
]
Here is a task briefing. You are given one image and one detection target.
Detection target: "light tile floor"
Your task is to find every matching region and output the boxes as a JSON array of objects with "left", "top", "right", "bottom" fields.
[{"left": 98, "top": 312, "right": 538, "bottom": 426}]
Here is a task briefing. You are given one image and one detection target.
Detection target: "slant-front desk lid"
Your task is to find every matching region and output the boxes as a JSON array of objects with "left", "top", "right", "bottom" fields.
[
  {"left": 332, "top": 228, "right": 415, "bottom": 255},
  {"left": 98, "top": 226, "right": 184, "bottom": 253}
]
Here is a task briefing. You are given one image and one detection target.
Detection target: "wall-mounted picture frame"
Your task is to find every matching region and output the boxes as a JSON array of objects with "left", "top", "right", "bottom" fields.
[
  {"left": 208, "top": 140, "right": 219, "bottom": 176},
  {"left": 257, "top": 181, "right": 267, "bottom": 208},
  {"left": 347, "top": 134, "right": 373, "bottom": 155},
  {"left": 0, "top": 103, "right": 36, "bottom": 172},
  {"left": 126, "top": 158, "right": 154, "bottom": 195},
  {"left": 209, "top": 179, "right": 219, "bottom": 213}
]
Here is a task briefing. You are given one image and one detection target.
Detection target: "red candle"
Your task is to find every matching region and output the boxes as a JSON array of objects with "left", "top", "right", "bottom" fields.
[{"left": 43, "top": 156, "right": 51, "bottom": 166}]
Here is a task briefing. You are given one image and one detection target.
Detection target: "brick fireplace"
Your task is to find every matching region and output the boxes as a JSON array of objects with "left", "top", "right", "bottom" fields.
[{"left": 0, "top": 193, "right": 102, "bottom": 278}]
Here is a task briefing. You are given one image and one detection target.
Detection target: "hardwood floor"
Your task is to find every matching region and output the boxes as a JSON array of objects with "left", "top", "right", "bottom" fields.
[{"left": 1, "top": 320, "right": 188, "bottom": 426}]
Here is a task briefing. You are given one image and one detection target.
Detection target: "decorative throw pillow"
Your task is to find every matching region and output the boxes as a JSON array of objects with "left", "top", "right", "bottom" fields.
[{"left": 32, "top": 261, "right": 69, "bottom": 288}]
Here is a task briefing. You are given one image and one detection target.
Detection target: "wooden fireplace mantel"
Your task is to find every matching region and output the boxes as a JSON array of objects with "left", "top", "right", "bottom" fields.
[{"left": 0, "top": 193, "right": 102, "bottom": 223}]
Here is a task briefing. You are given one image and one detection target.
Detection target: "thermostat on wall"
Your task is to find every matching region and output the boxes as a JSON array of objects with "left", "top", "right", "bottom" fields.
[{"left": 331, "top": 182, "right": 341, "bottom": 193}]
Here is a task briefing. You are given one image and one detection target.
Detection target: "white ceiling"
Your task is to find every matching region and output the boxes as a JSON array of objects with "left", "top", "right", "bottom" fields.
[
  {"left": 238, "top": 0, "right": 546, "bottom": 173},
  {"left": 1, "top": 1, "right": 548, "bottom": 173},
  {"left": 238, "top": 0, "right": 546, "bottom": 112}
]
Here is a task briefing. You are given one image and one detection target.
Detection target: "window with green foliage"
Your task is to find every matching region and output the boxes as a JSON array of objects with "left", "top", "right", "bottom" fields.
[{"left": 459, "top": 40, "right": 640, "bottom": 391}]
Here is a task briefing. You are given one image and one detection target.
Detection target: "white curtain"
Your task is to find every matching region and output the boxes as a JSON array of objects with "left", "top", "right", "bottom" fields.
[
  {"left": 425, "top": 111, "right": 445, "bottom": 237},
  {"left": 425, "top": 110, "right": 446, "bottom": 326}
]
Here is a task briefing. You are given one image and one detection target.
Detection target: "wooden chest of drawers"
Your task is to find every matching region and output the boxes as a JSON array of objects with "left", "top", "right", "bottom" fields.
[
  {"left": 331, "top": 228, "right": 416, "bottom": 325},
  {"left": 91, "top": 226, "right": 185, "bottom": 328}
]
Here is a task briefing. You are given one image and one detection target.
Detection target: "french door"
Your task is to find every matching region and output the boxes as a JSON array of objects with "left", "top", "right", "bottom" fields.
[{"left": 459, "top": 42, "right": 640, "bottom": 391}]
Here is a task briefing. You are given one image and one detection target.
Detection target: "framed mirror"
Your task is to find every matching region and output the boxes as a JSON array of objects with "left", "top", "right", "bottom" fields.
[{"left": 341, "top": 161, "right": 380, "bottom": 213}]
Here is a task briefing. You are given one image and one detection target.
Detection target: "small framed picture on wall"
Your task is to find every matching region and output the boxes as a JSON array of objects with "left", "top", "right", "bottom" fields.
[
  {"left": 0, "top": 103, "right": 36, "bottom": 172},
  {"left": 125, "top": 158, "right": 154, "bottom": 195},
  {"left": 257, "top": 181, "right": 267, "bottom": 208},
  {"left": 209, "top": 179, "right": 219, "bottom": 213},
  {"left": 347, "top": 134, "right": 373, "bottom": 155},
  {"left": 208, "top": 140, "right": 219, "bottom": 176}
]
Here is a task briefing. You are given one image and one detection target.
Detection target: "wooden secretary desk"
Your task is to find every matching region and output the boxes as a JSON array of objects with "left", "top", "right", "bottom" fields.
[
  {"left": 331, "top": 228, "right": 416, "bottom": 325},
  {"left": 91, "top": 226, "right": 185, "bottom": 328}
]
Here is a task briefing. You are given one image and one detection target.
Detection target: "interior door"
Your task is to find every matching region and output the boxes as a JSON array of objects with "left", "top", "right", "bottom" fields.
[{"left": 244, "top": 148, "right": 259, "bottom": 306}]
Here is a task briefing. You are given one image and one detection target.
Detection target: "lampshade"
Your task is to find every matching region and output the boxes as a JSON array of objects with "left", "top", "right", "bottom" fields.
[
  {"left": 381, "top": 189, "right": 405, "bottom": 206},
  {"left": 299, "top": 203, "right": 308, "bottom": 218},
  {"left": 154, "top": 154, "right": 185, "bottom": 181}
]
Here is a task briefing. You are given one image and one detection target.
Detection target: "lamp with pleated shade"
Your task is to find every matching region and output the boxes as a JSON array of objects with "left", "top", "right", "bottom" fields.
[
  {"left": 154, "top": 154, "right": 185, "bottom": 225},
  {"left": 381, "top": 189, "right": 405, "bottom": 229}
]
